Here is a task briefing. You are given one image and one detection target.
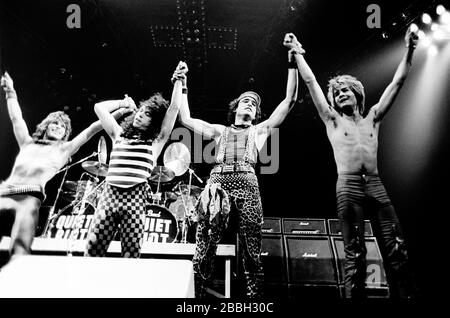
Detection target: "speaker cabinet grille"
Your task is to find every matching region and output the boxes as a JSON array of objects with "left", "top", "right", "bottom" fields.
[
  {"left": 284, "top": 235, "right": 337, "bottom": 284},
  {"left": 331, "top": 236, "right": 388, "bottom": 287},
  {"left": 261, "top": 234, "right": 286, "bottom": 283}
]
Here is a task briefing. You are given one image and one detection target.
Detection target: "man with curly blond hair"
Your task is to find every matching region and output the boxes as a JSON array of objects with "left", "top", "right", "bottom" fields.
[{"left": 0, "top": 72, "right": 106, "bottom": 260}]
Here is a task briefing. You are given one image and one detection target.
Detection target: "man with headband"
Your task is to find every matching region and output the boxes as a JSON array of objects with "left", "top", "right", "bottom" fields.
[
  {"left": 173, "top": 33, "right": 300, "bottom": 298},
  {"left": 291, "top": 26, "right": 418, "bottom": 298},
  {"left": 0, "top": 72, "right": 107, "bottom": 261}
]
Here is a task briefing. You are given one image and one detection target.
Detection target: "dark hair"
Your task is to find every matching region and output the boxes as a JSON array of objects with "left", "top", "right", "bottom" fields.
[
  {"left": 32, "top": 111, "right": 72, "bottom": 142},
  {"left": 120, "top": 93, "right": 169, "bottom": 141},
  {"left": 327, "top": 75, "right": 366, "bottom": 116},
  {"left": 227, "top": 97, "right": 262, "bottom": 125}
]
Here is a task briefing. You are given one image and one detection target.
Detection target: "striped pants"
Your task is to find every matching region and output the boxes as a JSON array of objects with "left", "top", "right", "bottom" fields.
[
  {"left": 336, "top": 174, "right": 414, "bottom": 299},
  {"left": 85, "top": 183, "right": 149, "bottom": 258}
]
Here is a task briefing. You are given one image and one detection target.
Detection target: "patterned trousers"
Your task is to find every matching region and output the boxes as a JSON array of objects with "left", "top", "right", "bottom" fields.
[
  {"left": 85, "top": 183, "right": 149, "bottom": 258},
  {"left": 193, "top": 172, "right": 264, "bottom": 298}
]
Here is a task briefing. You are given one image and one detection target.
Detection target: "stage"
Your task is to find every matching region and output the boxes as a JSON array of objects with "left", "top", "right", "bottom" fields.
[{"left": 0, "top": 237, "right": 235, "bottom": 298}]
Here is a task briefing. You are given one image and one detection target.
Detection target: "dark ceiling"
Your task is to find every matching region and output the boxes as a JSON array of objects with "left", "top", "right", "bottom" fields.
[{"left": 0, "top": 0, "right": 434, "bottom": 118}]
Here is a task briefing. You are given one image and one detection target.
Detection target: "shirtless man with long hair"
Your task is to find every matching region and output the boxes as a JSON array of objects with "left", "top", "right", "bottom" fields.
[
  {"left": 0, "top": 72, "right": 106, "bottom": 260},
  {"left": 292, "top": 26, "right": 419, "bottom": 298}
]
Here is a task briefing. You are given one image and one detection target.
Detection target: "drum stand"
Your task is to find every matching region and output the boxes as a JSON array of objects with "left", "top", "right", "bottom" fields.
[
  {"left": 178, "top": 168, "right": 202, "bottom": 243},
  {"left": 150, "top": 174, "right": 163, "bottom": 206},
  {"left": 40, "top": 167, "right": 69, "bottom": 237},
  {"left": 42, "top": 179, "right": 105, "bottom": 238}
]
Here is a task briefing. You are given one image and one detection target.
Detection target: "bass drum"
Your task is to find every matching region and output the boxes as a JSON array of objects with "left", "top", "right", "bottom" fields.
[{"left": 143, "top": 204, "right": 178, "bottom": 243}]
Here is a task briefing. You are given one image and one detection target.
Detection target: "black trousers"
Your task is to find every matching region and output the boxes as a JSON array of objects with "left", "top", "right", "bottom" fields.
[{"left": 336, "top": 174, "right": 416, "bottom": 299}]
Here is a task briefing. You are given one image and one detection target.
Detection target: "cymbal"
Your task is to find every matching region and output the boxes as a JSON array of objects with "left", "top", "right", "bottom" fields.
[
  {"left": 63, "top": 180, "right": 78, "bottom": 192},
  {"left": 163, "top": 142, "right": 190, "bottom": 176},
  {"left": 82, "top": 161, "right": 109, "bottom": 177},
  {"left": 148, "top": 166, "right": 175, "bottom": 183}
]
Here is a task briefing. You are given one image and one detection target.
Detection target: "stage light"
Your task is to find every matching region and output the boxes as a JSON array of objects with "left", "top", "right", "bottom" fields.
[
  {"left": 431, "top": 23, "right": 439, "bottom": 31},
  {"left": 422, "top": 13, "right": 432, "bottom": 24},
  {"left": 441, "top": 11, "right": 450, "bottom": 24},
  {"left": 433, "top": 28, "right": 446, "bottom": 41},
  {"left": 422, "top": 36, "right": 432, "bottom": 47},
  {"left": 428, "top": 45, "right": 438, "bottom": 56},
  {"left": 436, "top": 5, "right": 446, "bottom": 15},
  {"left": 410, "top": 23, "right": 419, "bottom": 33},
  {"left": 418, "top": 30, "right": 426, "bottom": 39}
]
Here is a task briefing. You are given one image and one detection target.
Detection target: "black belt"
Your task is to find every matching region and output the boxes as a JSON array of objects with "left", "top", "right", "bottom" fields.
[{"left": 211, "top": 164, "right": 255, "bottom": 174}]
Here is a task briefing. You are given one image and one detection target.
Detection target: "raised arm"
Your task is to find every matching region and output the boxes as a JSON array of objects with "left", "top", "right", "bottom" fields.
[
  {"left": 371, "top": 25, "right": 418, "bottom": 122},
  {"left": 93, "top": 96, "right": 136, "bottom": 141},
  {"left": 174, "top": 64, "right": 224, "bottom": 139},
  {"left": 64, "top": 121, "right": 103, "bottom": 156},
  {"left": 257, "top": 33, "right": 299, "bottom": 133},
  {"left": 292, "top": 39, "right": 336, "bottom": 122},
  {"left": 64, "top": 109, "right": 123, "bottom": 156},
  {"left": 152, "top": 62, "right": 185, "bottom": 158},
  {"left": 1, "top": 72, "right": 32, "bottom": 147}
]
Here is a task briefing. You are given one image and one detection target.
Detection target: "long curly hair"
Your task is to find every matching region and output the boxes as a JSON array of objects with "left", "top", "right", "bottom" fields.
[
  {"left": 32, "top": 111, "right": 72, "bottom": 142},
  {"left": 227, "top": 93, "right": 262, "bottom": 125},
  {"left": 120, "top": 93, "right": 169, "bottom": 142},
  {"left": 327, "top": 75, "right": 366, "bottom": 116}
]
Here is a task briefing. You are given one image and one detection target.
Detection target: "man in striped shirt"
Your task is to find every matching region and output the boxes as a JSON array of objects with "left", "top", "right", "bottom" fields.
[{"left": 85, "top": 62, "right": 185, "bottom": 258}]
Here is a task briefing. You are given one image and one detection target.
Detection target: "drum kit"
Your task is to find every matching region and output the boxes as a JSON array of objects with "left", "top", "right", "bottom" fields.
[{"left": 42, "top": 137, "right": 203, "bottom": 244}]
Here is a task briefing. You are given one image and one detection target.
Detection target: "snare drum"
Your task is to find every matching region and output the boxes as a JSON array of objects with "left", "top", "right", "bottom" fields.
[{"left": 143, "top": 204, "right": 178, "bottom": 243}]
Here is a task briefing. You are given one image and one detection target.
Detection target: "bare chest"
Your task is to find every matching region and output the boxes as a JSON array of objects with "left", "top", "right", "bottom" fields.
[
  {"left": 327, "top": 117, "right": 379, "bottom": 147},
  {"left": 15, "top": 143, "right": 69, "bottom": 170}
]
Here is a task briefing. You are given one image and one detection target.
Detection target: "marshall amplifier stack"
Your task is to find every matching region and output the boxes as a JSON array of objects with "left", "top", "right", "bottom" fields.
[{"left": 261, "top": 217, "right": 389, "bottom": 299}]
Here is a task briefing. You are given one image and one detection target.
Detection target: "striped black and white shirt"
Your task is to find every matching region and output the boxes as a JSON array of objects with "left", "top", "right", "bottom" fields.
[{"left": 106, "top": 138, "right": 155, "bottom": 188}]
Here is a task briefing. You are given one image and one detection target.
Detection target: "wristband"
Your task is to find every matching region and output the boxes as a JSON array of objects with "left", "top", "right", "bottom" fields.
[
  {"left": 182, "top": 88, "right": 188, "bottom": 94},
  {"left": 5, "top": 90, "right": 17, "bottom": 99}
]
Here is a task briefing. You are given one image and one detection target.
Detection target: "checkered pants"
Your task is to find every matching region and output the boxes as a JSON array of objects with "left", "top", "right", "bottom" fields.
[{"left": 84, "top": 182, "right": 149, "bottom": 258}]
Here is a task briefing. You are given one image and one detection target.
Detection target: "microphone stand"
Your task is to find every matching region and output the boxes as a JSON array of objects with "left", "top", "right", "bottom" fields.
[
  {"left": 189, "top": 168, "right": 203, "bottom": 184},
  {"left": 58, "top": 152, "right": 98, "bottom": 173},
  {"left": 179, "top": 168, "right": 203, "bottom": 243},
  {"left": 41, "top": 152, "right": 98, "bottom": 237},
  {"left": 41, "top": 167, "right": 69, "bottom": 237}
]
